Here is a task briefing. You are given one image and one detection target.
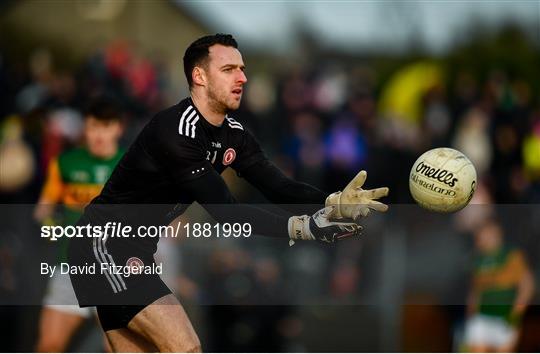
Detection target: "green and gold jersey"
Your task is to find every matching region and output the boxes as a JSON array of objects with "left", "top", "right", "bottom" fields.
[
  {"left": 473, "top": 247, "right": 527, "bottom": 319},
  {"left": 39, "top": 147, "right": 124, "bottom": 262}
]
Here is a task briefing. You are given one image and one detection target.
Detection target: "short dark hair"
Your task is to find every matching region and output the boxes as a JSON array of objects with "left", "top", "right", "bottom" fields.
[
  {"left": 84, "top": 94, "right": 123, "bottom": 122},
  {"left": 183, "top": 33, "right": 238, "bottom": 88}
]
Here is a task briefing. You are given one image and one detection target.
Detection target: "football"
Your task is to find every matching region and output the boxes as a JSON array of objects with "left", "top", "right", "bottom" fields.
[{"left": 409, "top": 147, "right": 477, "bottom": 213}]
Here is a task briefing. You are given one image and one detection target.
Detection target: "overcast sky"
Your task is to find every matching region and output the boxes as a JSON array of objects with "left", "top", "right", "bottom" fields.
[{"left": 179, "top": 1, "right": 540, "bottom": 54}]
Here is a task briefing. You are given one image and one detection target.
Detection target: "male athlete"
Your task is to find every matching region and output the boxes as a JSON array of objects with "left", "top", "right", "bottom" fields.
[
  {"left": 68, "top": 34, "right": 389, "bottom": 352},
  {"left": 34, "top": 95, "right": 124, "bottom": 352},
  {"left": 465, "top": 219, "right": 535, "bottom": 352}
]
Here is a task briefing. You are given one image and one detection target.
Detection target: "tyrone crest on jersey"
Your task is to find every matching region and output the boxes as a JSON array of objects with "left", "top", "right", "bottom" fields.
[{"left": 223, "top": 148, "right": 236, "bottom": 165}]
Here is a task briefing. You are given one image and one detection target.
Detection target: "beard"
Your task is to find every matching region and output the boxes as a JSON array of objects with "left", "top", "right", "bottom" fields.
[{"left": 206, "top": 81, "right": 240, "bottom": 114}]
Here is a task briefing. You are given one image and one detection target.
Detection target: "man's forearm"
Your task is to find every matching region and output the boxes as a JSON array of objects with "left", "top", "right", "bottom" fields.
[
  {"left": 512, "top": 270, "right": 535, "bottom": 314},
  {"left": 466, "top": 291, "right": 479, "bottom": 316},
  {"left": 202, "top": 203, "right": 289, "bottom": 238},
  {"left": 183, "top": 169, "right": 363, "bottom": 243},
  {"left": 183, "top": 169, "right": 291, "bottom": 238},
  {"left": 241, "top": 159, "right": 327, "bottom": 204}
]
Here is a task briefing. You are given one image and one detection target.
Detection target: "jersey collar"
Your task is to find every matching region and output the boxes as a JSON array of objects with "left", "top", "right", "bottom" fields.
[{"left": 186, "top": 97, "right": 225, "bottom": 129}]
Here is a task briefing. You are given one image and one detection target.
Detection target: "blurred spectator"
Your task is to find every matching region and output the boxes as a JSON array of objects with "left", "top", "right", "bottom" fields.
[
  {"left": 15, "top": 48, "right": 53, "bottom": 114},
  {"left": 284, "top": 112, "right": 325, "bottom": 186},
  {"left": 454, "top": 180, "right": 495, "bottom": 234},
  {"left": 453, "top": 107, "right": 493, "bottom": 177},
  {"left": 325, "top": 113, "right": 368, "bottom": 189},
  {"left": 522, "top": 113, "right": 540, "bottom": 202},
  {"left": 422, "top": 86, "right": 451, "bottom": 147},
  {"left": 0, "top": 116, "right": 35, "bottom": 193}
]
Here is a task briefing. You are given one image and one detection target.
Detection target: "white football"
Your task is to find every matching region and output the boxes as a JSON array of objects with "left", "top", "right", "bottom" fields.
[{"left": 409, "top": 147, "right": 477, "bottom": 213}]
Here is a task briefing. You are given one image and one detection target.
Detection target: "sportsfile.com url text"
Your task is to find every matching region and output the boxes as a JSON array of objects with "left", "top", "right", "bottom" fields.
[{"left": 41, "top": 222, "right": 252, "bottom": 241}]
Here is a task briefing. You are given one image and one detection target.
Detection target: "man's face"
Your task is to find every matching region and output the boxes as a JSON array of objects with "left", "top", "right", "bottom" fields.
[
  {"left": 201, "top": 44, "right": 247, "bottom": 113},
  {"left": 474, "top": 221, "right": 502, "bottom": 254},
  {"left": 84, "top": 117, "right": 122, "bottom": 158}
]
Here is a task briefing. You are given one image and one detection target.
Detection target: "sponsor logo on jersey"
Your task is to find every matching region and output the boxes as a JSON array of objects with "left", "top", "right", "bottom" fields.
[
  {"left": 223, "top": 148, "right": 236, "bottom": 165},
  {"left": 71, "top": 170, "right": 90, "bottom": 183}
]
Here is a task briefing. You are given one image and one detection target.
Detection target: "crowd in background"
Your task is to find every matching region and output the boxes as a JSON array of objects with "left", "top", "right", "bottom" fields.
[
  {"left": 1, "top": 37, "right": 539, "bottom": 204},
  {"left": 236, "top": 61, "right": 540, "bottom": 205},
  {"left": 1, "top": 29, "right": 540, "bottom": 351}
]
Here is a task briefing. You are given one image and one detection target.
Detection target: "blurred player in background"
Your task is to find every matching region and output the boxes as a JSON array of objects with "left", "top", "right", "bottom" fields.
[
  {"left": 465, "top": 218, "right": 535, "bottom": 352},
  {"left": 34, "top": 95, "right": 124, "bottom": 352}
]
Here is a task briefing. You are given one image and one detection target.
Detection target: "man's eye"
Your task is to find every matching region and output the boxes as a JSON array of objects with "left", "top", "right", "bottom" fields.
[{"left": 223, "top": 68, "right": 232, "bottom": 72}]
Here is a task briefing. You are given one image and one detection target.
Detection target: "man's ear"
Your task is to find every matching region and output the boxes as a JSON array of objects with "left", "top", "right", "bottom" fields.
[{"left": 192, "top": 66, "right": 206, "bottom": 87}]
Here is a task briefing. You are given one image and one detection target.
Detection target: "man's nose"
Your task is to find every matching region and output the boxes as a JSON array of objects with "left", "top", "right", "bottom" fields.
[{"left": 237, "top": 70, "right": 247, "bottom": 84}]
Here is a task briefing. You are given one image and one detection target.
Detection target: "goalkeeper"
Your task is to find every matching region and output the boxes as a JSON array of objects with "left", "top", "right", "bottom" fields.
[{"left": 67, "top": 33, "right": 389, "bottom": 352}]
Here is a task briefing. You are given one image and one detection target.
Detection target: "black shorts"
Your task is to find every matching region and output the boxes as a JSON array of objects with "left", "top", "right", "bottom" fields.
[{"left": 67, "top": 217, "right": 172, "bottom": 331}]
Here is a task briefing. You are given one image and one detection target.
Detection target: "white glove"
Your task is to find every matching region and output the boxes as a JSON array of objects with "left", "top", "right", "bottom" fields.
[
  {"left": 288, "top": 206, "right": 362, "bottom": 246},
  {"left": 326, "top": 170, "right": 389, "bottom": 221}
]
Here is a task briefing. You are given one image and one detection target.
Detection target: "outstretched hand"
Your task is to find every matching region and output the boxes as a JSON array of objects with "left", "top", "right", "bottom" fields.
[{"left": 325, "top": 170, "right": 389, "bottom": 221}]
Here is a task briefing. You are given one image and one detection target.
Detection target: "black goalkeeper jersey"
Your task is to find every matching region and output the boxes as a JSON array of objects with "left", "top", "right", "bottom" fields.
[
  {"left": 80, "top": 97, "right": 326, "bottom": 253},
  {"left": 97, "top": 97, "right": 264, "bottom": 205}
]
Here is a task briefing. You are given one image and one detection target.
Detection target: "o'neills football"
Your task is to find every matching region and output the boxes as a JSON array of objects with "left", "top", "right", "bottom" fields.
[{"left": 409, "top": 147, "right": 477, "bottom": 213}]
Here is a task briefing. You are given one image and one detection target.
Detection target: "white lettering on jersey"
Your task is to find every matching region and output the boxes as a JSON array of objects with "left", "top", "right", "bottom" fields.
[{"left": 206, "top": 150, "right": 217, "bottom": 164}]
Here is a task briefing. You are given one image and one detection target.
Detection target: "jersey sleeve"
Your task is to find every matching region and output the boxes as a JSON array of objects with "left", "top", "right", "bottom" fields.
[
  {"left": 507, "top": 250, "right": 527, "bottom": 283},
  {"left": 39, "top": 157, "right": 64, "bottom": 203},
  {"left": 181, "top": 168, "right": 290, "bottom": 238},
  {"left": 240, "top": 159, "right": 327, "bottom": 205},
  {"left": 231, "top": 129, "right": 266, "bottom": 172}
]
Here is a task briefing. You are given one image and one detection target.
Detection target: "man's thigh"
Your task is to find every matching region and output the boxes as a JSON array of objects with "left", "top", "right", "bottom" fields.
[
  {"left": 105, "top": 328, "right": 158, "bottom": 353},
  {"left": 126, "top": 294, "right": 201, "bottom": 353},
  {"left": 101, "top": 294, "right": 200, "bottom": 353}
]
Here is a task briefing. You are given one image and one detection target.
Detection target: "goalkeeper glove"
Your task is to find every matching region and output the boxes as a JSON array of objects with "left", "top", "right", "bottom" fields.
[
  {"left": 288, "top": 206, "right": 362, "bottom": 246},
  {"left": 326, "top": 170, "right": 389, "bottom": 220}
]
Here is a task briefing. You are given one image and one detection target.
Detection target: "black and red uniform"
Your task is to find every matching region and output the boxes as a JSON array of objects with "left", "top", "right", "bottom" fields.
[{"left": 69, "top": 97, "right": 326, "bottom": 330}]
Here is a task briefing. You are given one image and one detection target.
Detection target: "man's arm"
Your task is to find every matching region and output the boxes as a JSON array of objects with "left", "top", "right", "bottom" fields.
[
  {"left": 179, "top": 166, "right": 361, "bottom": 243},
  {"left": 154, "top": 118, "right": 360, "bottom": 243},
  {"left": 231, "top": 129, "right": 326, "bottom": 205},
  {"left": 240, "top": 159, "right": 389, "bottom": 220},
  {"left": 233, "top": 129, "right": 388, "bottom": 219},
  {"left": 240, "top": 159, "right": 327, "bottom": 204},
  {"left": 466, "top": 277, "right": 481, "bottom": 317},
  {"left": 182, "top": 164, "right": 290, "bottom": 238},
  {"left": 509, "top": 251, "right": 535, "bottom": 325}
]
